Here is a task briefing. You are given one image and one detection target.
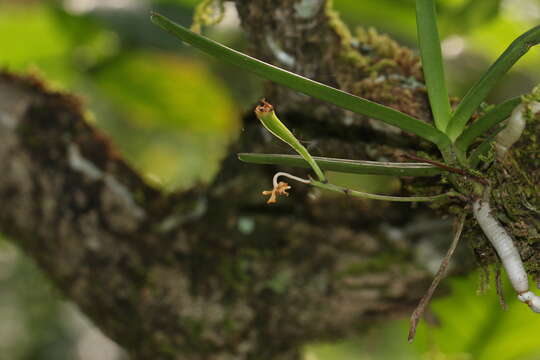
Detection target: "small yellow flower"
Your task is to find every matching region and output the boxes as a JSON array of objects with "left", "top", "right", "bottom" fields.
[{"left": 262, "top": 181, "right": 291, "bottom": 204}]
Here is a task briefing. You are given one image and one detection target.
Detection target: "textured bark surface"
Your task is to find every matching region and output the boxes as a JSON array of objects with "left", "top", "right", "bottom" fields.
[
  {"left": 0, "top": 70, "right": 454, "bottom": 360},
  {"left": 232, "top": 0, "right": 431, "bottom": 133},
  {"left": 0, "top": 1, "right": 493, "bottom": 359}
]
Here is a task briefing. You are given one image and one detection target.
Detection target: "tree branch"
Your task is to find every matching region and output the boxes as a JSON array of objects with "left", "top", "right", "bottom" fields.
[
  {"left": 233, "top": 0, "right": 431, "bottom": 134},
  {"left": 0, "top": 70, "right": 456, "bottom": 359},
  {"left": 0, "top": 2, "right": 480, "bottom": 359}
]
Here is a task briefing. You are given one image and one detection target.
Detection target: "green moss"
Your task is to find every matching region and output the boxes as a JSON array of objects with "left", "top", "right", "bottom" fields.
[
  {"left": 191, "top": 0, "right": 225, "bottom": 33},
  {"left": 366, "top": 58, "right": 397, "bottom": 73},
  {"left": 266, "top": 270, "right": 293, "bottom": 294},
  {"left": 465, "top": 87, "right": 540, "bottom": 279},
  {"left": 325, "top": 8, "right": 368, "bottom": 69}
]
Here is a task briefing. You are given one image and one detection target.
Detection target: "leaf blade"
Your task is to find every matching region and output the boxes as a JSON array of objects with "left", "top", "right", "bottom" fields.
[
  {"left": 446, "top": 25, "right": 540, "bottom": 141},
  {"left": 455, "top": 97, "right": 520, "bottom": 153},
  {"left": 151, "top": 12, "right": 450, "bottom": 148},
  {"left": 415, "top": 0, "right": 452, "bottom": 131},
  {"left": 238, "top": 153, "right": 443, "bottom": 177}
]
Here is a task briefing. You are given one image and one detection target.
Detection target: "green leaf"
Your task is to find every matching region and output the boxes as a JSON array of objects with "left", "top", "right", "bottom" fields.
[
  {"left": 150, "top": 12, "right": 451, "bottom": 148},
  {"left": 446, "top": 25, "right": 540, "bottom": 141},
  {"left": 455, "top": 97, "right": 520, "bottom": 153},
  {"left": 468, "top": 125, "right": 505, "bottom": 168},
  {"left": 254, "top": 101, "right": 326, "bottom": 182},
  {"left": 238, "top": 153, "right": 443, "bottom": 177},
  {"left": 415, "top": 0, "right": 452, "bottom": 131}
]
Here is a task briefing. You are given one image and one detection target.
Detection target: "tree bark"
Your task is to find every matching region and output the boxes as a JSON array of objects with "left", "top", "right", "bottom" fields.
[{"left": 0, "top": 1, "right": 499, "bottom": 359}]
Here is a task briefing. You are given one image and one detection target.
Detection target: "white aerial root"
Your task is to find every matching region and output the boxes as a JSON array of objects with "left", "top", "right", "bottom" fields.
[
  {"left": 473, "top": 196, "right": 540, "bottom": 313},
  {"left": 485, "top": 100, "right": 540, "bottom": 312},
  {"left": 495, "top": 101, "right": 540, "bottom": 160}
]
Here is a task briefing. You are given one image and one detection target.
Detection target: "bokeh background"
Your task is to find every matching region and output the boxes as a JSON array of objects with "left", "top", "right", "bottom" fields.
[{"left": 1, "top": 0, "right": 540, "bottom": 359}]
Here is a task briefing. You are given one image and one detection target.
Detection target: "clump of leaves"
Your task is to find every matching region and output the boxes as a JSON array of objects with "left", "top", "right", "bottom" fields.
[{"left": 151, "top": 0, "right": 540, "bottom": 341}]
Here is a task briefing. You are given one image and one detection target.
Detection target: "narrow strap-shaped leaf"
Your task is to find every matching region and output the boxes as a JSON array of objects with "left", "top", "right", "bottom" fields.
[
  {"left": 415, "top": 0, "right": 452, "bottom": 131},
  {"left": 151, "top": 12, "right": 451, "bottom": 148},
  {"left": 446, "top": 25, "right": 540, "bottom": 141},
  {"left": 455, "top": 97, "right": 520, "bottom": 152},
  {"left": 238, "top": 153, "right": 443, "bottom": 177}
]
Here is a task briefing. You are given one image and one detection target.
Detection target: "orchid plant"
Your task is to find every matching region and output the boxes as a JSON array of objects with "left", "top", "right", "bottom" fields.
[{"left": 151, "top": 0, "right": 540, "bottom": 341}]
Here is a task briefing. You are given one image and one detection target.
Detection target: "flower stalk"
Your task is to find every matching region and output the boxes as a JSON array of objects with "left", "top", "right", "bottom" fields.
[{"left": 254, "top": 100, "right": 326, "bottom": 182}]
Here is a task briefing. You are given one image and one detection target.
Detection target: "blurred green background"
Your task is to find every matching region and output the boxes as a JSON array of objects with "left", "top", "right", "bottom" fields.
[{"left": 1, "top": 0, "right": 540, "bottom": 359}]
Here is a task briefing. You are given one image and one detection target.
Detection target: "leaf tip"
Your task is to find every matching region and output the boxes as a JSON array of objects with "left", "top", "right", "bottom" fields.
[
  {"left": 149, "top": 11, "right": 161, "bottom": 22},
  {"left": 237, "top": 153, "right": 247, "bottom": 162}
]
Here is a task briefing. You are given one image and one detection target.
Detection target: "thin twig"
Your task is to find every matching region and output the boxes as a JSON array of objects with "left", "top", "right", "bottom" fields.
[
  {"left": 403, "top": 154, "right": 464, "bottom": 174},
  {"left": 408, "top": 214, "right": 466, "bottom": 342},
  {"left": 404, "top": 154, "right": 489, "bottom": 185}
]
